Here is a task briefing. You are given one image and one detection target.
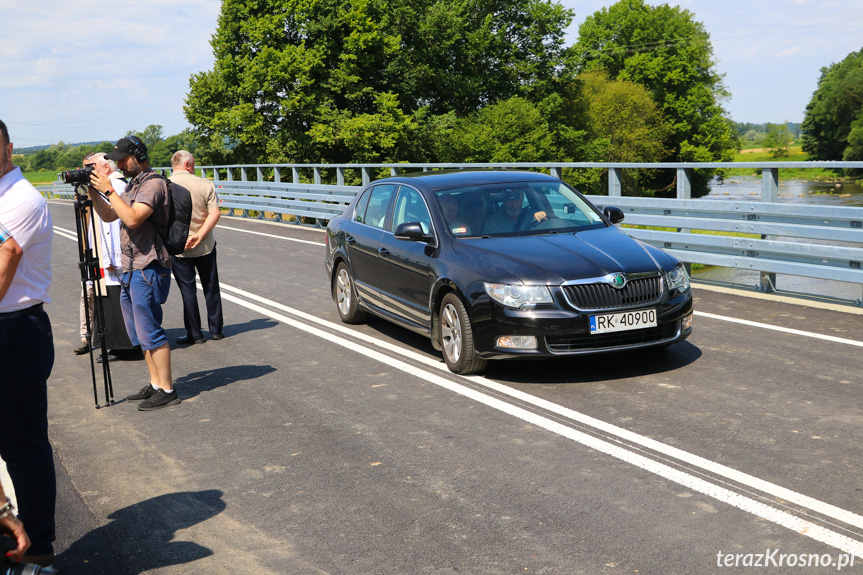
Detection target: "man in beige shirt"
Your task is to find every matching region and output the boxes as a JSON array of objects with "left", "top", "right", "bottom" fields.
[{"left": 169, "top": 150, "right": 224, "bottom": 344}]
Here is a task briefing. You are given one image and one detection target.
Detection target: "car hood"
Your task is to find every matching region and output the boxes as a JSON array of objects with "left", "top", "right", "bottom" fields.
[{"left": 451, "top": 227, "right": 677, "bottom": 284}]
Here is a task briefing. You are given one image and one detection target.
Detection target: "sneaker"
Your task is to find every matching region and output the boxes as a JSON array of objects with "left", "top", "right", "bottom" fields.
[
  {"left": 73, "top": 340, "right": 90, "bottom": 355},
  {"left": 138, "top": 389, "right": 181, "bottom": 411},
  {"left": 126, "top": 385, "right": 155, "bottom": 402},
  {"left": 210, "top": 333, "right": 225, "bottom": 341}
]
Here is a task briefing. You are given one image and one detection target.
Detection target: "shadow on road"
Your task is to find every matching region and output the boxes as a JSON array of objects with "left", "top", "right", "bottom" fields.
[
  {"left": 56, "top": 489, "right": 226, "bottom": 574},
  {"left": 177, "top": 364, "right": 278, "bottom": 399},
  {"left": 485, "top": 341, "right": 702, "bottom": 384}
]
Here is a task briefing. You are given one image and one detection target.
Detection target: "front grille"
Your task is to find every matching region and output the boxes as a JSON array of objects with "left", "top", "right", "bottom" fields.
[
  {"left": 546, "top": 322, "right": 679, "bottom": 353},
  {"left": 561, "top": 276, "right": 664, "bottom": 311}
]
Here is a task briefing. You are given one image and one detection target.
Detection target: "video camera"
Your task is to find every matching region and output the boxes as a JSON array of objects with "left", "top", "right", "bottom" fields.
[{"left": 0, "top": 536, "right": 56, "bottom": 574}]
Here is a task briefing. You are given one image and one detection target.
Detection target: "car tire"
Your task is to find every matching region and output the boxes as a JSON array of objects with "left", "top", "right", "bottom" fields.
[
  {"left": 439, "top": 293, "right": 487, "bottom": 375},
  {"left": 334, "top": 262, "right": 368, "bottom": 324}
]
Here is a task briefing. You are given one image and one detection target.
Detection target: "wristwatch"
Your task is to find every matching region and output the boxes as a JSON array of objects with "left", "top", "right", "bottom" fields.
[
  {"left": 104, "top": 188, "right": 114, "bottom": 197},
  {"left": 0, "top": 498, "right": 15, "bottom": 518}
]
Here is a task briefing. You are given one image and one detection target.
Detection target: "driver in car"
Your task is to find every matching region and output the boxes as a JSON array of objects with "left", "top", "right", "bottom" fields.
[{"left": 483, "top": 189, "right": 547, "bottom": 234}]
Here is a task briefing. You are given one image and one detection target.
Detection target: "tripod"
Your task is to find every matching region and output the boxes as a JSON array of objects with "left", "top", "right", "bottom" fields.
[{"left": 73, "top": 187, "right": 115, "bottom": 408}]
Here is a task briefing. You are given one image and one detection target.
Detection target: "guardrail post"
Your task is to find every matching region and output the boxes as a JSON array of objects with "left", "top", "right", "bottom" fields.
[
  {"left": 240, "top": 167, "right": 248, "bottom": 182},
  {"left": 256, "top": 167, "right": 263, "bottom": 182},
  {"left": 274, "top": 168, "right": 281, "bottom": 183},
  {"left": 314, "top": 167, "right": 322, "bottom": 185},
  {"left": 676, "top": 168, "right": 692, "bottom": 199},
  {"left": 756, "top": 167, "right": 780, "bottom": 292},
  {"left": 391, "top": 167, "right": 399, "bottom": 176},
  {"left": 337, "top": 168, "right": 345, "bottom": 186},
  {"left": 550, "top": 167, "right": 562, "bottom": 180},
  {"left": 362, "top": 167, "right": 372, "bottom": 186},
  {"left": 213, "top": 169, "right": 220, "bottom": 182},
  {"left": 227, "top": 168, "right": 233, "bottom": 182},
  {"left": 762, "top": 168, "right": 779, "bottom": 203},
  {"left": 292, "top": 167, "right": 300, "bottom": 184},
  {"left": 608, "top": 168, "right": 622, "bottom": 196}
]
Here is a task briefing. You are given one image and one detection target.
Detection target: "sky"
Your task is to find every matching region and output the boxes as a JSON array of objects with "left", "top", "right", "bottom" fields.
[{"left": 1, "top": 0, "right": 862, "bottom": 149}]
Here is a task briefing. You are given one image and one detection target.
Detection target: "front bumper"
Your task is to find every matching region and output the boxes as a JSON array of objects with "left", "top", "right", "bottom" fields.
[{"left": 469, "top": 289, "right": 693, "bottom": 360}]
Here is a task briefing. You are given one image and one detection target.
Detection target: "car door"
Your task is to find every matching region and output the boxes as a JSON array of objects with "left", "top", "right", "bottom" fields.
[
  {"left": 378, "top": 185, "right": 436, "bottom": 329},
  {"left": 343, "top": 184, "right": 396, "bottom": 307}
]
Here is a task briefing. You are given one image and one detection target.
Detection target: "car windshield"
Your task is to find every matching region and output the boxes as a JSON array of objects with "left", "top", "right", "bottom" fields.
[{"left": 434, "top": 181, "right": 606, "bottom": 238}]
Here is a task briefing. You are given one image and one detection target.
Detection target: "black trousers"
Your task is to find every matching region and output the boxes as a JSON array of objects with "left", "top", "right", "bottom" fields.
[
  {"left": 0, "top": 308, "right": 56, "bottom": 555},
  {"left": 171, "top": 245, "right": 224, "bottom": 340}
]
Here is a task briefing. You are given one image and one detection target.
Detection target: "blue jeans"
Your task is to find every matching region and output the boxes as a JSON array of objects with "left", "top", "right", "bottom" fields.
[
  {"left": 120, "top": 262, "right": 171, "bottom": 351},
  {"left": 0, "top": 309, "right": 55, "bottom": 555}
]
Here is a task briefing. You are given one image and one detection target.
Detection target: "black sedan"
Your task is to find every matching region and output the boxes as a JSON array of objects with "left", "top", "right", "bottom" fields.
[{"left": 324, "top": 170, "right": 693, "bottom": 374}]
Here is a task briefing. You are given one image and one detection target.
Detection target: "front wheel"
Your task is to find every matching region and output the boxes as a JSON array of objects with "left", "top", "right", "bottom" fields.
[
  {"left": 334, "top": 262, "right": 368, "bottom": 324},
  {"left": 439, "top": 293, "right": 487, "bottom": 375}
]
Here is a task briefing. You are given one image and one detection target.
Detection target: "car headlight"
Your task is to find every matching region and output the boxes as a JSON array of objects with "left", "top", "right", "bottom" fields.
[
  {"left": 484, "top": 283, "right": 553, "bottom": 309},
  {"left": 665, "top": 263, "right": 690, "bottom": 293}
]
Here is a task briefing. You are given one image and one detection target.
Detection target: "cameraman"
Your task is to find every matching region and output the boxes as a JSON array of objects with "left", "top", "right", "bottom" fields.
[
  {"left": 88, "top": 136, "right": 180, "bottom": 411},
  {"left": 0, "top": 479, "right": 30, "bottom": 563},
  {"left": 0, "top": 118, "right": 56, "bottom": 567}
]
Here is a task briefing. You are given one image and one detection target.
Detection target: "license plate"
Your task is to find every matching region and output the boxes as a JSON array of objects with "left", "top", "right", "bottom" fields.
[{"left": 590, "top": 309, "right": 657, "bottom": 334}]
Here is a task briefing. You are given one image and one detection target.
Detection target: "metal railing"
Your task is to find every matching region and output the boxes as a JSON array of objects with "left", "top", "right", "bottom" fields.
[{"left": 40, "top": 161, "right": 863, "bottom": 303}]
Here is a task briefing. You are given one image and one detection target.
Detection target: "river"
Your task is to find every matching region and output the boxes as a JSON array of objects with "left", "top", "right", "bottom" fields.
[{"left": 689, "top": 176, "right": 863, "bottom": 304}]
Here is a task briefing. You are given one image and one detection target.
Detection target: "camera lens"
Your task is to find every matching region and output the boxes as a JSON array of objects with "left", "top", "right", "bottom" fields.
[{"left": 60, "top": 166, "right": 93, "bottom": 186}]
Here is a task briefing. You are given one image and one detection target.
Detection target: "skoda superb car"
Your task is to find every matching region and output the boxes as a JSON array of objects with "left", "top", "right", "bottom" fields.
[{"left": 324, "top": 170, "right": 693, "bottom": 375}]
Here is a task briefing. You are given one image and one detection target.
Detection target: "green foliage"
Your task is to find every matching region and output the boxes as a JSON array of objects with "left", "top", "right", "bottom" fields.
[
  {"left": 802, "top": 47, "right": 863, "bottom": 173},
  {"left": 565, "top": 0, "right": 737, "bottom": 196},
  {"left": 761, "top": 122, "right": 794, "bottom": 157},
  {"left": 185, "top": 0, "right": 574, "bottom": 164}
]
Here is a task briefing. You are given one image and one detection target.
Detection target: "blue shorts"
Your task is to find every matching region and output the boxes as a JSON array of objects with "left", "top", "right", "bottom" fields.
[{"left": 120, "top": 261, "right": 171, "bottom": 351}]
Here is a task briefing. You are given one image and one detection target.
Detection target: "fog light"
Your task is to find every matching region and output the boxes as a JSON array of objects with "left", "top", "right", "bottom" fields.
[
  {"left": 682, "top": 313, "right": 693, "bottom": 330},
  {"left": 496, "top": 335, "right": 538, "bottom": 350}
]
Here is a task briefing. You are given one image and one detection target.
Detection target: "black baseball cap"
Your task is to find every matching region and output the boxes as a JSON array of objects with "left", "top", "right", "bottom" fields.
[{"left": 105, "top": 137, "right": 147, "bottom": 161}]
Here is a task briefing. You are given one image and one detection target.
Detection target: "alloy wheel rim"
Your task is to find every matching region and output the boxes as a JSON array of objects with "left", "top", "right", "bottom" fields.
[
  {"left": 336, "top": 269, "right": 351, "bottom": 315},
  {"left": 441, "top": 303, "right": 461, "bottom": 363}
]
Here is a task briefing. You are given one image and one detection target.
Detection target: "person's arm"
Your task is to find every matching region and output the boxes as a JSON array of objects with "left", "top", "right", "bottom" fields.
[
  {"left": 89, "top": 172, "right": 154, "bottom": 229},
  {"left": 185, "top": 206, "right": 221, "bottom": 251},
  {"left": 0, "top": 481, "right": 30, "bottom": 563},
  {"left": 0, "top": 234, "right": 23, "bottom": 305}
]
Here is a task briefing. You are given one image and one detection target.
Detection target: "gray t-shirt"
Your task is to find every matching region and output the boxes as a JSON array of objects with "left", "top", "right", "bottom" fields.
[{"left": 120, "top": 170, "right": 171, "bottom": 271}]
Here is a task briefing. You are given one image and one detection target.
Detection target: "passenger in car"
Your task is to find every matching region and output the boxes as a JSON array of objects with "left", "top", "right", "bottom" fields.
[
  {"left": 459, "top": 191, "right": 490, "bottom": 234},
  {"left": 440, "top": 195, "right": 471, "bottom": 235}
]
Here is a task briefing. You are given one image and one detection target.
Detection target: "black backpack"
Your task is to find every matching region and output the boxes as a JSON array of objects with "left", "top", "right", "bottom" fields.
[{"left": 143, "top": 173, "right": 193, "bottom": 255}]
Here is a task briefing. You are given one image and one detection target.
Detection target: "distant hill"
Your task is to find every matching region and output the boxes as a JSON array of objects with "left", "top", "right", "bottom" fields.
[{"left": 15, "top": 141, "right": 109, "bottom": 155}]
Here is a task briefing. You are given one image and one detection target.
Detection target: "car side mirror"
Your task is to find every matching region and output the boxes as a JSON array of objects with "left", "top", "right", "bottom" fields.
[
  {"left": 603, "top": 207, "right": 625, "bottom": 225},
  {"left": 394, "top": 222, "right": 434, "bottom": 243}
]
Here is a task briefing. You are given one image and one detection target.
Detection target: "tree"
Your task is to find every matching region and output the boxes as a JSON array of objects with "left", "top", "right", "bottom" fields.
[
  {"left": 761, "top": 122, "right": 794, "bottom": 158},
  {"left": 801, "top": 48, "right": 863, "bottom": 168},
  {"left": 566, "top": 0, "right": 737, "bottom": 196},
  {"left": 185, "top": 0, "right": 573, "bottom": 164}
]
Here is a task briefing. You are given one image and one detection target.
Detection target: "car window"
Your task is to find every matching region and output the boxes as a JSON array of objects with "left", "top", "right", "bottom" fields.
[
  {"left": 362, "top": 184, "right": 397, "bottom": 229},
  {"left": 391, "top": 186, "right": 432, "bottom": 235},
  {"left": 353, "top": 188, "right": 372, "bottom": 224},
  {"left": 435, "top": 181, "right": 604, "bottom": 237}
]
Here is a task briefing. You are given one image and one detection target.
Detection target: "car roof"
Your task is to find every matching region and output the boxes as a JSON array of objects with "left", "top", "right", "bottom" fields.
[{"left": 377, "top": 169, "right": 558, "bottom": 191}]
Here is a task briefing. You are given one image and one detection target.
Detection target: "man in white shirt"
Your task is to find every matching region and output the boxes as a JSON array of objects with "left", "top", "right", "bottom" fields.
[{"left": 0, "top": 118, "right": 56, "bottom": 568}]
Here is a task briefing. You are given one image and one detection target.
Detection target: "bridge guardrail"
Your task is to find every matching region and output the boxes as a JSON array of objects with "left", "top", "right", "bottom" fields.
[{"left": 40, "top": 161, "right": 863, "bottom": 303}]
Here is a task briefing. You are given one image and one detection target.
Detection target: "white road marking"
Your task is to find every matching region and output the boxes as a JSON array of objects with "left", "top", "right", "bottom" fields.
[
  {"left": 216, "top": 282, "right": 863, "bottom": 558},
  {"left": 216, "top": 225, "right": 324, "bottom": 245},
  {"left": 695, "top": 310, "right": 863, "bottom": 347}
]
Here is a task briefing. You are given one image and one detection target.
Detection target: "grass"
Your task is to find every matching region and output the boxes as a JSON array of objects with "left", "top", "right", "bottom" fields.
[
  {"left": 725, "top": 146, "right": 854, "bottom": 182},
  {"left": 23, "top": 171, "right": 59, "bottom": 185}
]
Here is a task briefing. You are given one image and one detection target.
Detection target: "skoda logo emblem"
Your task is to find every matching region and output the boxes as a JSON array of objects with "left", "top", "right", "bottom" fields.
[{"left": 610, "top": 273, "right": 626, "bottom": 289}]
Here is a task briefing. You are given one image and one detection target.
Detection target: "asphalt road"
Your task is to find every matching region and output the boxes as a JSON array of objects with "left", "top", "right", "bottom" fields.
[{"left": 18, "top": 201, "right": 863, "bottom": 573}]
